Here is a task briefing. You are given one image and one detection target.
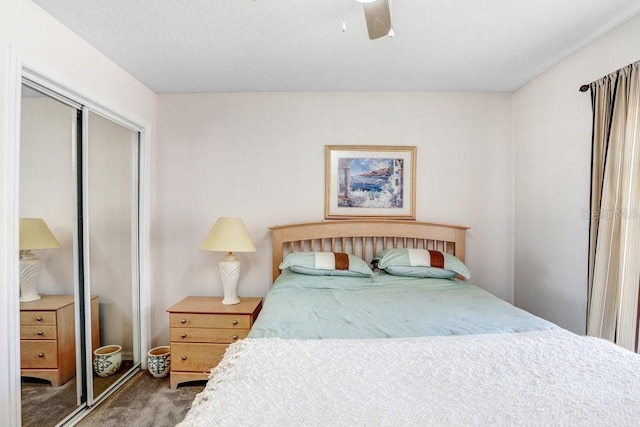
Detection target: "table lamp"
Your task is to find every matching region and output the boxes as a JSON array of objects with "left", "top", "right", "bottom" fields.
[
  {"left": 19, "top": 218, "right": 61, "bottom": 302},
  {"left": 199, "top": 217, "right": 256, "bottom": 305}
]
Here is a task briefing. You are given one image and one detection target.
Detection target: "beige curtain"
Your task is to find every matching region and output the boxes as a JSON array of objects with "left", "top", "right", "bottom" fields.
[{"left": 587, "top": 61, "right": 640, "bottom": 351}]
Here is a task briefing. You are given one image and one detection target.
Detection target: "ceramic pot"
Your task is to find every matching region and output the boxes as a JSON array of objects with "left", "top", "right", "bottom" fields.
[
  {"left": 93, "top": 345, "right": 122, "bottom": 377},
  {"left": 147, "top": 346, "right": 171, "bottom": 378}
]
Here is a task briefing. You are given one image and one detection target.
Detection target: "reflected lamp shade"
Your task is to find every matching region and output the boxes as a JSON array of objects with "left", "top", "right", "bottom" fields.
[
  {"left": 200, "top": 218, "right": 256, "bottom": 305},
  {"left": 19, "top": 218, "right": 61, "bottom": 302}
]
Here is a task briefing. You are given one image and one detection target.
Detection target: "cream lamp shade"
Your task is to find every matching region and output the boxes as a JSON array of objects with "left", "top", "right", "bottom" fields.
[
  {"left": 19, "top": 218, "right": 61, "bottom": 302},
  {"left": 200, "top": 217, "right": 256, "bottom": 305}
]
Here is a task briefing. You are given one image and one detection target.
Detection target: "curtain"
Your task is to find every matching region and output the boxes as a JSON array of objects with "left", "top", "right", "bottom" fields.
[{"left": 587, "top": 60, "right": 640, "bottom": 351}]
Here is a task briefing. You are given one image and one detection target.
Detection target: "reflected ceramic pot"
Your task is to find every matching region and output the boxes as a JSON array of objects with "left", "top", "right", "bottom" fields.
[
  {"left": 94, "top": 345, "right": 123, "bottom": 377},
  {"left": 147, "top": 346, "right": 171, "bottom": 378}
]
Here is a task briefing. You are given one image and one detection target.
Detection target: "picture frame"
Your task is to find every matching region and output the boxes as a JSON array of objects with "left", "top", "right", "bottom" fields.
[{"left": 325, "top": 145, "right": 416, "bottom": 219}]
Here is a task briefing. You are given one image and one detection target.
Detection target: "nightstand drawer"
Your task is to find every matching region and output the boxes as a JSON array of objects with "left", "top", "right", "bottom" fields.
[
  {"left": 21, "top": 341, "right": 58, "bottom": 368},
  {"left": 167, "top": 297, "right": 262, "bottom": 389},
  {"left": 171, "top": 343, "right": 228, "bottom": 372},
  {"left": 20, "top": 311, "right": 56, "bottom": 326},
  {"left": 170, "top": 313, "right": 252, "bottom": 329},
  {"left": 171, "top": 328, "right": 248, "bottom": 343},
  {"left": 21, "top": 325, "right": 57, "bottom": 340}
]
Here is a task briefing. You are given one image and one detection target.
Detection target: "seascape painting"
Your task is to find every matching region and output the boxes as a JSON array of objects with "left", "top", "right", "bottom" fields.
[
  {"left": 337, "top": 157, "right": 404, "bottom": 209},
  {"left": 325, "top": 145, "right": 416, "bottom": 219}
]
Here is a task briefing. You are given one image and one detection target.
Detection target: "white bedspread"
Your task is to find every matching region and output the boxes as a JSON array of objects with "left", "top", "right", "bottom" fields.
[{"left": 179, "top": 330, "right": 640, "bottom": 426}]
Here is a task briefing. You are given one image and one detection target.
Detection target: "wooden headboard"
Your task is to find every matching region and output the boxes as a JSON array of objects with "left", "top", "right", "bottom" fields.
[{"left": 269, "top": 220, "right": 469, "bottom": 282}]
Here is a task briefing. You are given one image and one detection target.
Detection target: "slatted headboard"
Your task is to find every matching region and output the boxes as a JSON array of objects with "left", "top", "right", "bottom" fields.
[{"left": 269, "top": 220, "right": 469, "bottom": 282}]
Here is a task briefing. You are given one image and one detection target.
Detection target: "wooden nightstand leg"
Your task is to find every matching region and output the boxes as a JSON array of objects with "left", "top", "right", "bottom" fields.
[{"left": 170, "top": 374, "right": 179, "bottom": 389}]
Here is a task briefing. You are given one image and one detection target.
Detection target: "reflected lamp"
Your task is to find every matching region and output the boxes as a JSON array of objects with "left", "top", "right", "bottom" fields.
[
  {"left": 20, "top": 218, "right": 61, "bottom": 302},
  {"left": 199, "top": 217, "right": 256, "bottom": 305}
]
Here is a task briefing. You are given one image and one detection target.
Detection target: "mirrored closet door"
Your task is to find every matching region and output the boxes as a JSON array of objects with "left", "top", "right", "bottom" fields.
[
  {"left": 19, "top": 81, "right": 142, "bottom": 426},
  {"left": 19, "top": 83, "right": 82, "bottom": 426},
  {"left": 85, "top": 110, "right": 141, "bottom": 403}
]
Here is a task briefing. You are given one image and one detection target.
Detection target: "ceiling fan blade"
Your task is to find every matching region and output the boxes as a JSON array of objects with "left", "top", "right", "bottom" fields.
[{"left": 362, "top": 0, "right": 392, "bottom": 40}]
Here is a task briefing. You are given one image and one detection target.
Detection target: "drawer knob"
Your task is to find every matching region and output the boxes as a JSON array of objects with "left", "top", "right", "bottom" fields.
[
  {"left": 181, "top": 333, "right": 187, "bottom": 338},
  {"left": 232, "top": 320, "right": 238, "bottom": 326},
  {"left": 233, "top": 335, "right": 239, "bottom": 340},
  {"left": 181, "top": 356, "right": 187, "bottom": 361},
  {"left": 36, "top": 316, "right": 43, "bottom": 322},
  {"left": 180, "top": 319, "right": 187, "bottom": 324},
  {"left": 37, "top": 331, "right": 43, "bottom": 336},
  {"left": 38, "top": 353, "right": 44, "bottom": 358}
]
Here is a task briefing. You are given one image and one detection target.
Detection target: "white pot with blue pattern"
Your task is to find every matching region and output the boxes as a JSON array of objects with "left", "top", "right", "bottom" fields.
[
  {"left": 147, "top": 346, "right": 171, "bottom": 378},
  {"left": 93, "top": 345, "right": 122, "bottom": 377}
]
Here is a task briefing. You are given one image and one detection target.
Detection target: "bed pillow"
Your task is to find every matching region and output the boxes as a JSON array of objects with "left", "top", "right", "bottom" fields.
[
  {"left": 279, "top": 252, "right": 374, "bottom": 278},
  {"left": 376, "top": 248, "right": 470, "bottom": 279}
]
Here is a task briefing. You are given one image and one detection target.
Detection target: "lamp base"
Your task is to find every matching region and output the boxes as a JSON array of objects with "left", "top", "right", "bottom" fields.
[
  {"left": 219, "top": 253, "right": 241, "bottom": 305},
  {"left": 20, "top": 252, "right": 42, "bottom": 303}
]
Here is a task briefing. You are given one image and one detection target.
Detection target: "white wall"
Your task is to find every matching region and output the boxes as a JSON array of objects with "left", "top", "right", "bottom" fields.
[
  {"left": 513, "top": 14, "right": 640, "bottom": 334},
  {"left": 1, "top": 0, "right": 156, "bottom": 421},
  {"left": 152, "top": 92, "right": 514, "bottom": 345}
]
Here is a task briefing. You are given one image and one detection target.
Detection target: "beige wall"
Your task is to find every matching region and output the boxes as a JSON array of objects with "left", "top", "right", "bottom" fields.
[
  {"left": 513, "top": 14, "right": 640, "bottom": 334},
  {"left": 152, "top": 92, "right": 514, "bottom": 345},
  {"left": 0, "top": 0, "right": 156, "bottom": 420}
]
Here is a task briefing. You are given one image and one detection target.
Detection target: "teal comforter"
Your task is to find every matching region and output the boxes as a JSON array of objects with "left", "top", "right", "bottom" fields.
[{"left": 248, "top": 270, "right": 557, "bottom": 339}]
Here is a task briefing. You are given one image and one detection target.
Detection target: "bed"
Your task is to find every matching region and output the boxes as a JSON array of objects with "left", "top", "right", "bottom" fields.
[{"left": 179, "top": 220, "right": 640, "bottom": 426}]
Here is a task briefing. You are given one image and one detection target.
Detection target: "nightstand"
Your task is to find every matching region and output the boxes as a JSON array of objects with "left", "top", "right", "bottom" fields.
[
  {"left": 20, "top": 294, "right": 100, "bottom": 386},
  {"left": 167, "top": 296, "right": 262, "bottom": 389}
]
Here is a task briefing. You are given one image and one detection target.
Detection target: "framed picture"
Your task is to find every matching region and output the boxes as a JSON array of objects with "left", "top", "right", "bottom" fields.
[{"left": 325, "top": 145, "right": 416, "bottom": 219}]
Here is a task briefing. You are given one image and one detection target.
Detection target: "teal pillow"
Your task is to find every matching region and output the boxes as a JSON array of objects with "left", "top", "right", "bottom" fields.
[
  {"left": 377, "top": 248, "right": 470, "bottom": 279},
  {"left": 280, "top": 252, "right": 374, "bottom": 278}
]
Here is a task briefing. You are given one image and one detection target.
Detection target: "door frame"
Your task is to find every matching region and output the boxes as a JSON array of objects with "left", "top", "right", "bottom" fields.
[{"left": 3, "top": 46, "right": 152, "bottom": 425}]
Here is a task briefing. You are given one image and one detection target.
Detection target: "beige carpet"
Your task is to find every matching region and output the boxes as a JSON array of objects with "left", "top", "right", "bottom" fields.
[
  {"left": 77, "top": 371, "right": 204, "bottom": 426},
  {"left": 22, "top": 376, "right": 77, "bottom": 426},
  {"left": 22, "top": 360, "right": 137, "bottom": 427}
]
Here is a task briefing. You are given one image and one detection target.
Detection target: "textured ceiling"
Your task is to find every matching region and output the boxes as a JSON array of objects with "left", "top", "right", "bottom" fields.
[{"left": 34, "top": 0, "right": 640, "bottom": 93}]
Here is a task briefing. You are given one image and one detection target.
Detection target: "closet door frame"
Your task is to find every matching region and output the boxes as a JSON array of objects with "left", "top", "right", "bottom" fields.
[{"left": 3, "top": 49, "right": 152, "bottom": 425}]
